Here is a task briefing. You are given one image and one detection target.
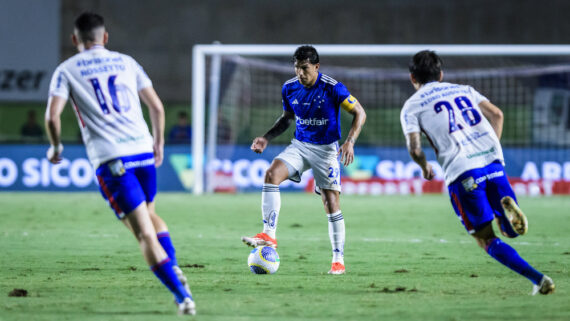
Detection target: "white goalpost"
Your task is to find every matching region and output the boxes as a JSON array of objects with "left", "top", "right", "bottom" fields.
[{"left": 192, "top": 44, "right": 570, "bottom": 195}]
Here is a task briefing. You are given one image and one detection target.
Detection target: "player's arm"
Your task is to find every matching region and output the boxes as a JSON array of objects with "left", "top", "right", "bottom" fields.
[
  {"left": 45, "top": 95, "right": 68, "bottom": 164},
  {"left": 478, "top": 100, "right": 504, "bottom": 140},
  {"left": 338, "top": 99, "right": 366, "bottom": 166},
  {"left": 251, "top": 110, "right": 295, "bottom": 154},
  {"left": 139, "top": 87, "right": 165, "bottom": 167},
  {"left": 405, "top": 132, "right": 434, "bottom": 180}
]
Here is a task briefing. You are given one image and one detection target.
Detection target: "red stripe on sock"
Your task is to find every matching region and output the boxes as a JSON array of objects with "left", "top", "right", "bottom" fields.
[
  {"left": 157, "top": 231, "right": 170, "bottom": 238},
  {"left": 485, "top": 238, "right": 499, "bottom": 253},
  {"left": 151, "top": 257, "right": 171, "bottom": 272}
]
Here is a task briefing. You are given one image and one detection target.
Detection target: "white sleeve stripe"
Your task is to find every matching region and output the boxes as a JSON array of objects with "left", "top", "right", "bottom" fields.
[
  {"left": 321, "top": 74, "right": 338, "bottom": 85},
  {"left": 284, "top": 77, "right": 298, "bottom": 85}
]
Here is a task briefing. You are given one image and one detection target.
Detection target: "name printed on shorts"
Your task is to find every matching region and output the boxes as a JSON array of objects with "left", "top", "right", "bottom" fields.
[
  {"left": 124, "top": 158, "right": 155, "bottom": 169},
  {"left": 475, "top": 170, "right": 504, "bottom": 184}
]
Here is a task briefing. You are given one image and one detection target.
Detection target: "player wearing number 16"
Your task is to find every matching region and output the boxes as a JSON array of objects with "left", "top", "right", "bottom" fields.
[
  {"left": 45, "top": 12, "right": 196, "bottom": 314},
  {"left": 401, "top": 50, "right": 554, "bottom": 295}
]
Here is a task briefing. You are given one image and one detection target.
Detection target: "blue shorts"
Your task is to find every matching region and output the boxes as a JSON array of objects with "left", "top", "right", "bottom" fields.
[
  {"left": 447, "top": 161, "right": 518, "bottom": 235},
  {"left": 96, "top": 153, "right": 156, "bottom": 219}
]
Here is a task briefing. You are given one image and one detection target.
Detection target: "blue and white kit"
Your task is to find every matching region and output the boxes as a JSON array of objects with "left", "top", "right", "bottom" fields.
[
  {"left": 48, "top": 45, "right": 157, "bottom": 217},
  {"left": 277, "top": 73, "right": 358, "bottom": 191},
  {"left": 401, "top": 81, "right": 514, "bottom": 234}
]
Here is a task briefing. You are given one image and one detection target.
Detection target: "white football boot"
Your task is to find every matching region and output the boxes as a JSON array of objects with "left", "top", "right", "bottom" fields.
[
  {"left": 177, "top": 297, "right": 196, "bottom": 315},
  {"left": 173, "top": 265, "right": 192, "bottom": 297},
  {"left": 532, "top": 275, "right": 555, "bottom": 295}
]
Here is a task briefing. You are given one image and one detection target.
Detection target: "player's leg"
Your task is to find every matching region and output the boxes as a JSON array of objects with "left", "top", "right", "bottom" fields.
[
  {"left": 135, "top": 163, "right": 181, "bottom": 265},
  {"left": 321, "top": 189, "right": 345, "bottom": 275},
  {"left": 449, "top": 167, "right": 554, "bottom": 294},
  {"left": 147, "top": 202, "right": 192, "bottom": 298},
  {"left": 122, "top": 203, "right": 196, "bottom": 312},
  {"left": 472, "top": 223, "right": 554, "bottom": 295},
  {"left": 242, "top": 159, "right": 289, "bottom": 248},
  {"left": 135, "top": 161, "right": 193, "bottom": 300},
  {"left": 97, "top": 156, "right": 196, "bottom": 314},
  {"left": 148, "top": 203, "right": 178, "bottom": 266},
  {"left": 242, "top": 142, "right": 306, "bottom": 248},
  {"left": 309, "top": 142, "right": 344, "bottom": 274},
  {"left": 486, "top": 163, "right": 528, "bottom": 237}
]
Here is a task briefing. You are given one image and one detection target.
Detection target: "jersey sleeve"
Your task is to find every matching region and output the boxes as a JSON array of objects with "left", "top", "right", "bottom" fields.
[
  {"left": 400, "top": 102, "right": 421, "bottom": 135},
  {"left": 469, "top": 86, "right": 489, "bottom": 105},
  {"left": 282, "top": 85, "right": 293, "bottom": 112},
  {"left": 132, "top": 57, "right": 152, "bottom": 90},
  {"left": 48, "top": 66, "right": 70, "bottom": 99},
  {"left": 332, "top": 82, "right": 354, "bottom": 110}
]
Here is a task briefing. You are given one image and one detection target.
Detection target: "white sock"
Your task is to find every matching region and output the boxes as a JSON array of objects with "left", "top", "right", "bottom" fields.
[
  {"left": 261, "top": 183, "right": 280, "bottom": 239},
  {"left": 327, "top": 211, "right": 345, "bottom": 264}
]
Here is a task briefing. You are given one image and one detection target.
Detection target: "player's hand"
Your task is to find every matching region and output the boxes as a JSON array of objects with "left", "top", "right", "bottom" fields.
[
  {"left": 422, "top": 163, "right": 435, "bottom": 180},
  {"left": 154, "top": 142, "right": 164, "bottom": 167},
  {"left": 251, "top": 137, "right": 268, "bottom": 154},
  {"left": 46, "top": 144, "right": 64, "bottom": 164},
  {"left": 338, "top": 140, "right": 355, "bottom": 166}
]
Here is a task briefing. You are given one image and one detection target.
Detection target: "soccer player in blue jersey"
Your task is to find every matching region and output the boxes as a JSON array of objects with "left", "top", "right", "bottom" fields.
[
  {"left": 401, "top": 50, "right": 554, "bottom": 295},
  {"left": 45, "top": 12, "right": 196, "bottom": 314},
  {"left": 242, "top": 45, "right": 366, "bottom": 275}
]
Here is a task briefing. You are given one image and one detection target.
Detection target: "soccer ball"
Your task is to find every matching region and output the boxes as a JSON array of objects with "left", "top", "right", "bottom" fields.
[{"left": 247, "top": 246, "right": 280, "bottom": 274}]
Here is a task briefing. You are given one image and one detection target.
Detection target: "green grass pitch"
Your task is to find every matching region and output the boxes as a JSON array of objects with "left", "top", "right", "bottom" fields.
[{"left": 1, "top": 193, "right": 569, "bottom": 321}]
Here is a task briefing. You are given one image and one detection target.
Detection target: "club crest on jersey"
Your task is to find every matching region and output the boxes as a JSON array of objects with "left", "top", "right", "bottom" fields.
[{"left": 461, "top": 176, "right": 478, "bottom": 192}]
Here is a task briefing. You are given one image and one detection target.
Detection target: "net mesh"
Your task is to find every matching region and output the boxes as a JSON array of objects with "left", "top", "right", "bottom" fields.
[{"left": 212, "top": 55, "right": 570, "bottom": 151}]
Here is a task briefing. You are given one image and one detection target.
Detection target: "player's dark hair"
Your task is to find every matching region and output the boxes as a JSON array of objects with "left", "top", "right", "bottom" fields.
[
  {"left": 409, "top": 50, "right": 443, "bottom": 84},
  {"left": 74, "top": 12, "right": 105, "bottom": 43},
  {"left": 294, "top": 45, "right": 319, "bottom": 64}
]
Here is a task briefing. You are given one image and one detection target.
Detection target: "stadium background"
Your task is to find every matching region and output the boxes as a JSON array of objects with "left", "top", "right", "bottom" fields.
[{"left": 1, "top": 0, "right": 569, "bottom": 195}]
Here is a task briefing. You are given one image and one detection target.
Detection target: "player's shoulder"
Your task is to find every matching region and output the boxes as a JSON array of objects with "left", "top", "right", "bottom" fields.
[
  {"left": 283, "top": 76, "right": 299, "bottom": 86},
  {"left": 402, "top": 89, "right": 424, "bottom": 111},
  {"left": 56, "top": 51, "right": 83, "bottom": 71},
  {"left": 103, "top": 49, "right": 139, "bottom": 67},
  {"left": 319, "top": 73, "right": 339, "bottom": 87}
]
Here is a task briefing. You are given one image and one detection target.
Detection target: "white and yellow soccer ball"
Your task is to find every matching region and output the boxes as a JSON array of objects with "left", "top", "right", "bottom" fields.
[{"left": 248, "top": 246, "right": 280, "bottom": 274}]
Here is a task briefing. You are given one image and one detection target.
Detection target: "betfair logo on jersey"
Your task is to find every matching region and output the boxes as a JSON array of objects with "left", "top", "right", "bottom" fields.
[{"left": 295, "top": 116, "right": 329, "bottom": 126}]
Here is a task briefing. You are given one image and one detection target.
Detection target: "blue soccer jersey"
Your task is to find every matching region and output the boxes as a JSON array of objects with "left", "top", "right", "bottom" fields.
[{"left": 282, "top": 73, "right": 357, "bottom": 145}]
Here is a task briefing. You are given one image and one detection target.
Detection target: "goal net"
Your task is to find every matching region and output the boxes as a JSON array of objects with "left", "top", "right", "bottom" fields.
[{"left": 192, "top": 45, "right": 570, "bottom": 195}]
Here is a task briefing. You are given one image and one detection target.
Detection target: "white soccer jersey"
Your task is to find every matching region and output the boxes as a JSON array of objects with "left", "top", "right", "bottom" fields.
[
  {"left": 401, "top": 81, "right": 504, "bottom": 185},
  {"left": 48, "top": 45, "right": 154, "bottom": 168}
]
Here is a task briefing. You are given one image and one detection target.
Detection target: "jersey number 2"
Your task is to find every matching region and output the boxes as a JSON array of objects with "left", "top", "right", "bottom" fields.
[
  {"left": 433, "top": 96, "right": 481, "bottom": 133},
  {"left": 89, "top": 75, "right": 130, "bottom": 114}
]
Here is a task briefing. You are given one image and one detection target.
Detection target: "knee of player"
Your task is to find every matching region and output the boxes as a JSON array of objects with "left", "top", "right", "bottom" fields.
[
  {"left": 135, "top": 229, "right": 158, "bottom": 244},
  {"left": 264, "top": 169, "right": 280, "bottom": 184}
]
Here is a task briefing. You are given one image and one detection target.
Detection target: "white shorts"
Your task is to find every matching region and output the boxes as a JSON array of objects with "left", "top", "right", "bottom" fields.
[{"left": 275, "top": 139, "right": 341, "bottom": 192}]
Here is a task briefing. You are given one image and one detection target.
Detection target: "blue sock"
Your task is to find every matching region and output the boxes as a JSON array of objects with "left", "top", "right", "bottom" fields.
[
  {"left": 486, "top": 238, "right": 544, "bottom": 285},
  {"left": 151, "top": 258, "right": 191, "bottom": 303},
  {"left": 157, "top": 231, "right": 178, "bottom": 267}
]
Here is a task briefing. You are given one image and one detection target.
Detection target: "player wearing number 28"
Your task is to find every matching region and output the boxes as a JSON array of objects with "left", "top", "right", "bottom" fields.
[
  {"left": 401, "top": 50, "right": 554, "bottom": 295},
  {"left": 45, "top": 12, "right": 196, "bottom": 314},
  {"left": 243, "top": 45, "right": 366, "bottom": 275}
]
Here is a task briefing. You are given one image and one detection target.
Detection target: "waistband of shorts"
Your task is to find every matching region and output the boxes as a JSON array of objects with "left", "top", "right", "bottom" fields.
[
  {"left": 292, "top": 138, "right": 338, "bottom": 150},
  {"left": 98, "top": 153, "right": 155, "bottom": 170}
]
